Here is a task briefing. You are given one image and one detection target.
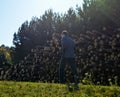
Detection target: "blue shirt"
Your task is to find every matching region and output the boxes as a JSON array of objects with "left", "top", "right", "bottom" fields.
[{"left": 61, "top": 36, "right": 75, "bottom": 58}]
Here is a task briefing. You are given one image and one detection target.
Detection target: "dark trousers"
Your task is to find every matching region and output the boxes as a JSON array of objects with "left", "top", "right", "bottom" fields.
[{"left": 59, "top": 58, "right": 79, "bottom": 84}]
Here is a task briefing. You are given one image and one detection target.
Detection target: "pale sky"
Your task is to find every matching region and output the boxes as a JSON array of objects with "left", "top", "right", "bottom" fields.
[{"left": 0, "top": 0, "right": 83, "bottom": 47}]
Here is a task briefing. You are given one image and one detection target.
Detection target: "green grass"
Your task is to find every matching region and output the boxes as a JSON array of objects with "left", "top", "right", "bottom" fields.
[{"left": 0, "top": 81, "right": 120, "bottom": 97}]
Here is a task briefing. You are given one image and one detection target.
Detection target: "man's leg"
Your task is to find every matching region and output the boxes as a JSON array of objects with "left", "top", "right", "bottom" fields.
[
  {"left": 68, "top": 58, "right": 79, "bottom": 84},
  {"left": 59, "top": 58, "right": 66, "bottom": 83}
]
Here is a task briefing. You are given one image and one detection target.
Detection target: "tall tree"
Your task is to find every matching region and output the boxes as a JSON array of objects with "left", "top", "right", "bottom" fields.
[{"left": 77, "top": 0, "right": 120, "bottom": 32}]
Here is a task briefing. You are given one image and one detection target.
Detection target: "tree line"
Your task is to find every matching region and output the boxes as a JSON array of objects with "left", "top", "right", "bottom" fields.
[{"left": 0, "top": 0, "right": 120, "bottom": 85}]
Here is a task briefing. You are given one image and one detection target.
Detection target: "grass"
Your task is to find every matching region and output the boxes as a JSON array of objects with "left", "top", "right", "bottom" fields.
[{"left": 0, "top": 81, "right": 120, "bottom": 97}]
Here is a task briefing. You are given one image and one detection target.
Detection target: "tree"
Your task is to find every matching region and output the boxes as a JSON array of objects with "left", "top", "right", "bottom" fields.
[
  {"left": 77, "top": 0, "right": 120, "bottom": 32},
  {"left": 13, "top": 21, "right": 30, "bottom": 62},
  {"left": 0, "top": 45, "right": 12, "bottom": 66},
  {"left": 12, "top": 0, "right": 120, "bottom": 63}
]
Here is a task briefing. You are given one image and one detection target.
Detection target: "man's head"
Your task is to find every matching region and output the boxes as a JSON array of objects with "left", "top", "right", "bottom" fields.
[{"left": 61, "top": 30, "right": 68, "bottom": 38}]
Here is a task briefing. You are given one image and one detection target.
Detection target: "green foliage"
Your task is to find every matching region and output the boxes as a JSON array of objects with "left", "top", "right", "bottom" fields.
[
  {"left": 0, "top": 81, "right": 120, "bottom": 97},
  {"left": 12, "top": 0, "right": 120, "bottom": 62},
  {"left": 4, "top": 0, "right": 119, "bottom": 85},
  {"left": 0, "top": 45, "right": 12, "bottom": 65},
  {"left": 6, "top": 30, "right": 120, "bottom": 84}
]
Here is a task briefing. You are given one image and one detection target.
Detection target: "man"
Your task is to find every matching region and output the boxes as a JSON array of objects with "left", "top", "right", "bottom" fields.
[{"left": 59, "top": 30, "right": 79, "bottom": 87}]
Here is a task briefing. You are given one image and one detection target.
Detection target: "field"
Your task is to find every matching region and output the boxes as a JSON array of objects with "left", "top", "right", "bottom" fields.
[{"left": 0, "top": 81, "right": 120, "bottom": 97}]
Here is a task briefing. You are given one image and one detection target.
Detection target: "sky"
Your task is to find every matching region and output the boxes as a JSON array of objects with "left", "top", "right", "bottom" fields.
[{"left": 0, "top": 0, "right": 83, "bottom": 47}]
